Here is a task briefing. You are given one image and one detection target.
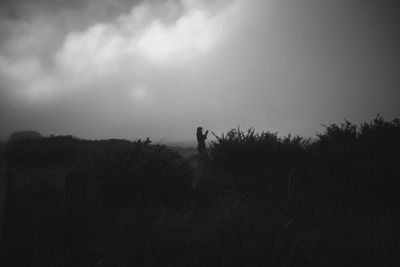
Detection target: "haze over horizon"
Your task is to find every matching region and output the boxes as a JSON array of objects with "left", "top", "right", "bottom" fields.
[{"left": 1, "top": 0, "right": 399, "bottom": 142}]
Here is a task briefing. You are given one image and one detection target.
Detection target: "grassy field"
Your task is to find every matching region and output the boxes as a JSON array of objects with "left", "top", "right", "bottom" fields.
[{"left": 1, "top": 116, "right": 399, "bottom": 266}]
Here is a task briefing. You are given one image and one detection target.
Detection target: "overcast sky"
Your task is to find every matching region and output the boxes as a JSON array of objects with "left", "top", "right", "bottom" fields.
[{"left": 1, "top": 0, "right": 399, "bottom": 142}]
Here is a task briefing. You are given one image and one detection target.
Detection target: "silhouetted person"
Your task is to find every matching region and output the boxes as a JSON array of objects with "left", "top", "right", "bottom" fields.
[
  {"left": 196, "top": 127, "right": 208, "bottom": 159},
  {"left": 144, "top": 137, "right": 151, "bottom": 145}
]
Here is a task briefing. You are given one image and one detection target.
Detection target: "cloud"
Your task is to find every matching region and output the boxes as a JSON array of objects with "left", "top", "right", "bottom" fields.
[
  {"left": 0, "top": 54, "right": 58, "bottom": 101},
  {"left": 0, "top": 0, "right": 239, "bottom": 102}
]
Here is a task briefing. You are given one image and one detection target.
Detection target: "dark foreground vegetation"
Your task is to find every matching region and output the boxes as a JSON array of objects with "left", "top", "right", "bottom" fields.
[{"left": 1, "top": 115, "right": 399, "bottom": 266}]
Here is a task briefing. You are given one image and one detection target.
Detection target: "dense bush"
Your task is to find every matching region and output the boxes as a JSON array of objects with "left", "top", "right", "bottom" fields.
[
  {"left": 69, "top": 140, "right": 194, "bottom": 208},
  {"left": 62, "top": 139, "right": 195, "bottom": 265},
  {"left": 4, "top": 135, "right": 86, "bottom": 166},
  {"left": 313, "top": 115, "right": 400, "bottom": 210},
  {"left": 209, "top": 127, "right": 310, "bottom": 174},
  {"left": 207, "top": 116, "right": 400, "bottom": 210},
  {"left": 2, "top": 137, "right": 196, "bottom": 265},
  {"left": 197, "top": 116, "right": 400, "bottom": 265}
]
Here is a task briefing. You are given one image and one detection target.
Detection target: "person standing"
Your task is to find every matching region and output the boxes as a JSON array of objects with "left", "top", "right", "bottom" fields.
[{"left": 196, "top": 127, "right": 209, "bottom": 159}]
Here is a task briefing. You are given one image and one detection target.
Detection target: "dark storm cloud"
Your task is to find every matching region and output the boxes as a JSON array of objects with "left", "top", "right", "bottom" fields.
[
  {"left": 0, "top": 0, "right": 87, "bottom": 18},
  {"left": 0, "top": 0, "right": 146, "bottom": 44}
]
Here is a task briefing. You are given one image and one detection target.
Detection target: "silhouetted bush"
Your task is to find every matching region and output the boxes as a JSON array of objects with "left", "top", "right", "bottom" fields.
[
  {"left": 69, "top": 140, "right": 194, "bottom": 208},
  {"left": 5, "top": 135, "right": 85, "bottom": 167},
  {"left": 207, "top": 116, "right": 400, "bottom": 211},
  {"left": 207, "top": 128, "right": 310, "bottom": 198},
  {"left": 313, "top": 115, "right": 400, "bottom": 211},
  {"left": 60, "top": 139, "right": 194, "bottom": 265},
  {"left": 209, "top": 127, "right": 310, "bottom": 174}
]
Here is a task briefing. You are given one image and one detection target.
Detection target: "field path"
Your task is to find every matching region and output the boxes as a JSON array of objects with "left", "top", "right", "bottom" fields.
[
  {"left": 169, "top": 146, "right": 203, "bottom": 188},
  {"left": 0, "top": 160, "right": 7, "bottom": 242}
]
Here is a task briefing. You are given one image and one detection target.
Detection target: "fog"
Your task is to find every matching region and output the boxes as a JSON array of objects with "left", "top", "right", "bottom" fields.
[{"left": 1, "top": 0, "right": 399, "bottom": 142}]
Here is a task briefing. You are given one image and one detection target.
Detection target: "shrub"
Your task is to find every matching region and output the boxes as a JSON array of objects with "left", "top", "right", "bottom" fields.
[
  {"left": 209, "top": 127, "right": 310, "bottom": 175},
  {"left": 4, "top": 135, "right": 84, "bottom": 167},
  {"left": 69, "top": 140, "right": 194, "bottom": 208},
  {"left": 313, "top": 115, "right": 400, "bottom": 210},
  {"left": 61, "top": 139, "right": 195, "bottom": 265}
]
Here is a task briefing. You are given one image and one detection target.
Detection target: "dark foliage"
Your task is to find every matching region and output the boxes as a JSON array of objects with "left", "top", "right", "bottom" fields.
[
  {"left": 0, "top": 140, "right": 5, "bottom": 164},
  {"left": 312, "top": 115, "right": 400, "bottom": 211},
  {"left": 69, "top": 139, "right": 193, "bottom": 207},
  {"left": 207, "top": 116, "right": 400, "bottom": 210},
  {"left": 2, "top": 115, "right": 400, "bottom": 266},
  {"left": 2, "top": 137, "right": 195, "bottom": 266},
  {"left": 5, "top": 135, "right": 84, "bottom": 167},
  {"left": 209, "top": 127, "right": 310, "bottom": 174}
]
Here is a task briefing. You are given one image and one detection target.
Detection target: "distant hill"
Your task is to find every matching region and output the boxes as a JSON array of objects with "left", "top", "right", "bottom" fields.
[{"left": 9, "top": 131, "right": 43, "bottom": 141}]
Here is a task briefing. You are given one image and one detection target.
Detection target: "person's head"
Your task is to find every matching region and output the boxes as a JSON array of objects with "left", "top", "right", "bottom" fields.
[{"left": 197, "top": 127, "right": 203, "bottom": 134}]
